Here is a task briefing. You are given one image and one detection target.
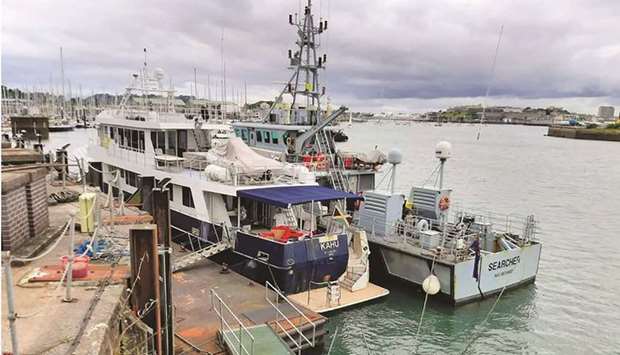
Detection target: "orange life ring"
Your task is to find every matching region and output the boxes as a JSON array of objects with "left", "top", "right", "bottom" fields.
[{"left": 438, "top": 196, "right": 450, "bottom": 211}]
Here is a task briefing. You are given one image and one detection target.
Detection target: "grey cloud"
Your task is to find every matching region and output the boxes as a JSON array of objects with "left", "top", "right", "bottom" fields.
[{"left": 2, "top": 0, "right": 619, "bottom": 113}]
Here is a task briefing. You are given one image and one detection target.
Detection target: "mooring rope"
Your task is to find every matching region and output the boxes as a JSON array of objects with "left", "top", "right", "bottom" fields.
[{"left": 459, "top": 287, "right": 506, "bottom": 354}]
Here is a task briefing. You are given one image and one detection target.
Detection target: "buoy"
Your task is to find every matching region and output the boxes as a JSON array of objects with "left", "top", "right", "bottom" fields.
[{"left": 422, "top": 275, "right": 440, "bottom": 295}]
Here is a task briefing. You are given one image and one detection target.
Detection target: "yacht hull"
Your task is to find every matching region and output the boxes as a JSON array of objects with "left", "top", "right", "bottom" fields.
[{"left": 168, "top": 207, "right": 349, "bottom": 295}]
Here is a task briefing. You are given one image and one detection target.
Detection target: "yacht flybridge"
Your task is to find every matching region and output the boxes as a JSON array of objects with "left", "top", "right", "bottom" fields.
[
  {"left": 88, "top": 63, "right": 389, "bottom": 305},
  {"left": 233, "top": 0, "right": 385, "bottom": 193}
]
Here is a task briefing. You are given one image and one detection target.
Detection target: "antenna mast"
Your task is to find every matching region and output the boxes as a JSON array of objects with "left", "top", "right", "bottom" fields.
[
  {"left": 59, "top": 47, "right": 66, "bottom": 118},
  {"left": 262, "top": 0, "right": 328, "bottom": 124},
  {"left": 194, "top": 67, "right": 198, "bottom": 99},
  {"left": 477, "top": 25, "right": 504, "bottom": 141}
]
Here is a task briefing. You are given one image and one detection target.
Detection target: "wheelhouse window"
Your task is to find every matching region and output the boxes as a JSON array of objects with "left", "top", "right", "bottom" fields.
[
  {"left": 263, "top": 131, "right": 271, "bottom": 143},
  {"left": 182, "top": 186, "right": 194, "bottom": 208},
  {"left": 271, "top": 131, "right": 280, "bottom": 145},
  {"left": 256, "top": 130, "right": 263, "bottom": 143},
  {"left": 167, "top": 131, "right": 177, "bottom": 155},
  {"left": 125, "top": 170, "right": 139, "bottom": 187},
  {"left": 117, "top": 128, "right": 145, "bottom": 152}
]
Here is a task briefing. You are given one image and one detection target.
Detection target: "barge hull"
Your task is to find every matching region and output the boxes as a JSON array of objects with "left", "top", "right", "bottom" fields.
[{"left": 368, "top": 241, "right": 542, "bottom": 305}]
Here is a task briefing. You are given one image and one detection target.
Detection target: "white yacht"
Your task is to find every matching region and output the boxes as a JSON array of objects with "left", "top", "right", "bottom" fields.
[{"left": 88, "top": 65, "right": 372, "bottom": 295}]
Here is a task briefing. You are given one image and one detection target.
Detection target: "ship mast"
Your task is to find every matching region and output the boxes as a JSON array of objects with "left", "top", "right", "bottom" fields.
[{"left": 264, "top": 0, "right": 328, "bottom": 125}]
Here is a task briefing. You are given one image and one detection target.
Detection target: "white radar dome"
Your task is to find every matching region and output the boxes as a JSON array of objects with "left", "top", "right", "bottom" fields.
[
  {"left": 435, "top": 141, "right": 452, "bottom": 160},
  {"left": 387, "top": 148, "right": 402, "bottom": 165}
]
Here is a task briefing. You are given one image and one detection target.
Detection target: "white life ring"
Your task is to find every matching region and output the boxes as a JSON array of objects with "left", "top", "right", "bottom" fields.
[{"left": 416, "top": 219, "right": 430, "bottom": 233}]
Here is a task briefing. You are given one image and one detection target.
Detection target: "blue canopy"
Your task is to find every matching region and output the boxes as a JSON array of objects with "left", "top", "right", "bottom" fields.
[{"left": 237, "top": 185, "right": 362, "bottom": 208}]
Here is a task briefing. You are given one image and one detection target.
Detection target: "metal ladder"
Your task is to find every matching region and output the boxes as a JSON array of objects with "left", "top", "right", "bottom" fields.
[
  {"left": 210, "top": 289, "right": 255, "bottom": 355},
  {"left": 314, "top": 129, "right": 349, "bottom": 192},
  {"left": 172, "top": 241, "right": 230, "bottom": 273},
  {"left": 284, "top": 207, "right": 298, "bottom": 228},
  {"left": 265, "top": 281, "right": 316, "bottom": 354},
  {"left": 192, "top": 122, "right": 210, "bottom": 151}
]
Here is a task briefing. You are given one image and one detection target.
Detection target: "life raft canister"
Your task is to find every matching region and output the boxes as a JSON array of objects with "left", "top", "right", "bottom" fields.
[{"left": 438, "top": 196, "right": 450, "bottom": 211}]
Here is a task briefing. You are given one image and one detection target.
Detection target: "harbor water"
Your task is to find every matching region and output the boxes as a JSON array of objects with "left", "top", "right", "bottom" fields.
[
  {"left": 43, "top": 123, "right": 620, "bottom": 354},
  {"left": 329, "top": 123, "right": 620, "bottom": 354}
]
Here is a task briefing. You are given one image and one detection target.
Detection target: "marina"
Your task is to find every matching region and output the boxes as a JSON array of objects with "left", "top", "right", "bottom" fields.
[{"left": 2, "top": 0, "right": 620, "bottom": 354}]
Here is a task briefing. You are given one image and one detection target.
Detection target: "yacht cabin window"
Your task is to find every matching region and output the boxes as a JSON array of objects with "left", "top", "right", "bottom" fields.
[
  {"left": 167, "top": 131, "right": 177, "bottom": 155},
  {"left": 271, "top": 131, "right": 280, "bottom": 145},
  {"left": 182, "top": 186, "right": 194, "bottom": 208}
]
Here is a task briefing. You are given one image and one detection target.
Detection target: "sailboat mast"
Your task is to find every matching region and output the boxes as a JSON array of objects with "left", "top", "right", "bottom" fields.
[{"left": 59, "top": 47, "right": 66, "bottom": 118}]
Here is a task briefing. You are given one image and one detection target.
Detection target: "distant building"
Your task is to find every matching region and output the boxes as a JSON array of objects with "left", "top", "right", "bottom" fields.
[{"left": 597, "top": 106, "right": 615, "bottom": 120}]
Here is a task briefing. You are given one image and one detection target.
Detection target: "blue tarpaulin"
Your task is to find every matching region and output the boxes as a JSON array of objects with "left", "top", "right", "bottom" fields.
[{"left": 237, "top": 185, "right": 362, "bottom": 208}]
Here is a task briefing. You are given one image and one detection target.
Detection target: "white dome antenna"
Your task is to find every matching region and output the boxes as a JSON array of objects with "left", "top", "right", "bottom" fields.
[
  {"left": 435, "top": 141, "right": 452, "bottom": 161},
  {"left": 387, "top": 148, "right": 402, "bottom": 165},
  {"left": 435, "top": 141, "right": 452, "bottom": 189},
  {"left": 388, "top": 148, "right": 402, "bottom": 194}
]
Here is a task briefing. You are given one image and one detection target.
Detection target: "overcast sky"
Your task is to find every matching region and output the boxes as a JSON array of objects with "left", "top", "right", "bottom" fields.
[{"left": 2, "top": 0, "right": 619, "bottom": 113}]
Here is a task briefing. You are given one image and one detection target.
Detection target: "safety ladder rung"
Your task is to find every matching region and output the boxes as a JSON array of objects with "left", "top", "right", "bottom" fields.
[{"left": 173, "top": 242, "right": 230, "bottom": 272}]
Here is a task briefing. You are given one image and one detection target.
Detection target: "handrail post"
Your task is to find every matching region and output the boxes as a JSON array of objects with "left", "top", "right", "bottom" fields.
[
  {"left": 3, "top": 252, "right": 19, "bottom": 355},
  {"left": 63, "top": 214, "right": 76, "bottom": 302}
]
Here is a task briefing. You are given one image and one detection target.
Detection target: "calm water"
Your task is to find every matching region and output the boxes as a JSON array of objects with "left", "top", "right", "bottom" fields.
[
  {"left": 328, "top": 123, "right": 620, "bottom": 354},
  {"left": 45, "top": 124, "right": 620, "bottom": 354}
]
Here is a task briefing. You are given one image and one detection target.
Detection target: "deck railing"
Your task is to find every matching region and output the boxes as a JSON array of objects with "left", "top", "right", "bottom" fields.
[
  {"left": 89, "top": 137, "right": 304, "bottom": 187},
  {"left": 210, "top": 289, "right": 255, "bottom": 355},
  {"left": 361, "top": 208, "right": 537, "bottom": 261},
  {"left": 265, "top": 281, "right": 316, "bottom": 354},
  {"left": 306, "top": 280, "right": 341, "bottom": 307}
]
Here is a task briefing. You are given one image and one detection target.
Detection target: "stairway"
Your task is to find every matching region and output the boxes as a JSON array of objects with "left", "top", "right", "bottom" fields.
[
  {"left": 340, "top": 254, "right": 368, "bottom": 292},
  {"left": 314, "top": 129, "right": 349, "bottom": 192},
  {"left": 172, "top": 241, "right": 230, "bottom": 272},
  {"left": 192, "top": 124, "right": 210, "bottom": 151},
  {"left": 284, "top": 207, "right": 298, "bottom": 228}
]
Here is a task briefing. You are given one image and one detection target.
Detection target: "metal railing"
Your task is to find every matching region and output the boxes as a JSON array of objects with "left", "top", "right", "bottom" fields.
[
  {"left": 306, "top": 280, "right": 341, "bottom": 307},
  {"left": 365, "top": 216, "right": 486, "bottom": 261},
  {"left": 210, "top": 289, "right": 255, "bottom": 355},
  {"left": 451, "top": 205, "right": 540, "bottom": 241},
  {"left": 265, "top": 281, "right": 316, "bottom": 354},
  {"left": 90, "top": 138, "right": 303, "bottom": 187}
]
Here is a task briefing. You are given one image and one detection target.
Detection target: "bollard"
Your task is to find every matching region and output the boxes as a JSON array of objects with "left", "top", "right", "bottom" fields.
[
  {"left": 63, "top": 214, "right": 76, "bottom": 303},
  {"left": 2, "top": 252, "right": 20, "bottom": 355}
]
